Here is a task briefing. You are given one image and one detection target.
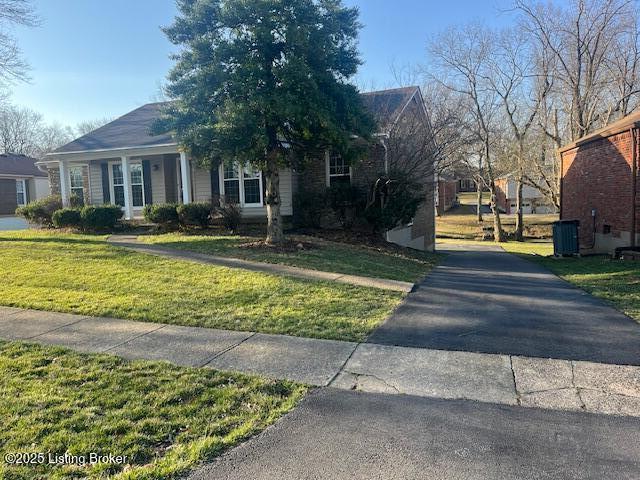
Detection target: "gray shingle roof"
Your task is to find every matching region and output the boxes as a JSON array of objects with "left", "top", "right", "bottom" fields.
[
  {"left": 51, "top": 87, "right": 421, "bottom": 155},
  {"left": 52, "top": 102, "right": 176, "bottom": 154},
  {"left": 0, "top": 153, "right": 46, "bottom": 177},
  {"left": 361, "top": 86, "right": 420, "bottom": 133}
]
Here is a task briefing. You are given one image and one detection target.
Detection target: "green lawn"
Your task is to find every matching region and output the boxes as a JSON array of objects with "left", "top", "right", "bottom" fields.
[
  {"left": 0, "top": 231, "right": 402, "bottom": 342},
  {"left": 438, "top": 238, "right": 640, "bottom": 323},
  {"left": 138, "top": 233, "right": 440, "bottom": 283},
  {"left": 0, "top": 341, "right": 305, "bottom": 480}
]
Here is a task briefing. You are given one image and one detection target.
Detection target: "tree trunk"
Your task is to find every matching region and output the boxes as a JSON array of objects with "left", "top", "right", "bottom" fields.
[
  {"left": 265, "top": 150, "right": 284, "bottom": 245},
  {"left": 489, "top": 184, "right": 506, "bottom": 243},
  {"left": 476, "top": 182, "right": 483, "bottom": 223},
  {"left": 515, "top": 178, "right": 524, "bottom": 242}
]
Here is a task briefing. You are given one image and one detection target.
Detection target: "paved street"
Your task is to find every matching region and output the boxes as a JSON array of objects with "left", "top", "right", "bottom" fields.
[
  {"left": 368, "top": 246, "right": 640, "bottom": 365},
  {"left": 188, "top": 388, "right": 640, "bottom": 480}
]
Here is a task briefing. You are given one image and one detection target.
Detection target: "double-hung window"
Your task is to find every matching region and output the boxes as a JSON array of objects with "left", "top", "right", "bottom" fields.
[
  {"left": 130, "top": 163, "right": 144, "bottom": 207},
  {"left": 222, "top": 162, "right": 263, "bottom": 207},
  {"left": 327, "top": 152, "right": 351, "bottom": 187},
  {"left": 69, "top": 166, "right": 84, "bottom": 205},
  {"left": 15, "top": 179, "right": 26, "bottom": 206},
  {"left": 112, "top": 164, "right": 125, "bottom": 207}
]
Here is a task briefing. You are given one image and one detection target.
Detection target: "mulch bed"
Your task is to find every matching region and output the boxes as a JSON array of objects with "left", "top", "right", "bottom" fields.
[{"left": 238, "top": 239, "right": 319, "bottom": 253}]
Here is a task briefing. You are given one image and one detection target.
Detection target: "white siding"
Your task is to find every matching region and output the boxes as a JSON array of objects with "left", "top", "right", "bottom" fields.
[{"left": 239, "top": 168, "right": 293, "bottom": 217}]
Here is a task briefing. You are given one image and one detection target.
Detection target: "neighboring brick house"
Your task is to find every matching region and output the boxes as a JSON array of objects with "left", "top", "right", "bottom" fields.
[
  {"left": 39, "top": 86, "right": 435, "bottom": 251},
  {"left": 0, "top": 153, "right": 50, "bottom": 215},
  {"left": 559, "top": 111, "right": 640, "bottom": 254},
  {"left": 435, "top": 176, "right": 458, "bottom": 216},
  {"left": 495, "top": 174, "right": 556, "bottom": 214}
]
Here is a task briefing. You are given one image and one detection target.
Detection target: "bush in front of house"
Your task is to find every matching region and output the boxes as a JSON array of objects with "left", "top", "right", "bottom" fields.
[
  {"left": 80, "top": 205, "right": 124, "bottom": 231},
  {"left": 293, "top": 188, "right": 326, "bottom": 229},
  {"left": 176, "top": 202, "right": 212, "bottom": 229},
  {"left": 15, "top": 195, "right": 63, "bottom": 227},
  {"left": 363, "top": 173, "right": 424, "bottom": 233},
  {"left": 143, "top": 203, "right": 180, "bottom": 229},
  {"left": 219, "top": 202, "right": 241, "bottom": 232},
  {"left": 51, "top": 208, "right": 82, "bottom": 229},
  {"left": 326, "top": 183, "right": 363, "bottom": 229}
]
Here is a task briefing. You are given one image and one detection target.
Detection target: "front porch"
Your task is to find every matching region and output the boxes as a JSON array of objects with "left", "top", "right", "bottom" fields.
[{"left": 41, "top": 146, "right": 294, "bottom": 220}]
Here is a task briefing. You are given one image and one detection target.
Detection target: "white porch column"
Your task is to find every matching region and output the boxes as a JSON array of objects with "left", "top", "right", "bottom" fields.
[
  {"left": 58, "top": 160, "right": 70, "bottom": 207},
  {"left": 180, "top": 151, "right": 192, "bottom": 204},
  {"left": 121, "top": 156, "right": 133, "bottom": 220}
]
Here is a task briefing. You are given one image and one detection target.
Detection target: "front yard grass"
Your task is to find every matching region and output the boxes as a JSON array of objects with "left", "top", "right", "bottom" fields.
[
  {"left": 138, "top": 233, "right": 440, "bottom": 283},
  {"left": 0, "top": 341, "right": 306, "bottom": 480},
  {"left": 0, "top": 231, "right": 402, "bottom": 342},
  {"left": 438, "top": 238, "right": 640, "bottom": 323}
]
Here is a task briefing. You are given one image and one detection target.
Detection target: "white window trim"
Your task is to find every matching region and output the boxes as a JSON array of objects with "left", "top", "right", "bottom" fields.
[
  {"left": 325, "top": 150, "right": 352, "bottom": 187},
  {"left": 108, "top": 159, "right": 146, "bottom": 209},
  {"left": 16, "top": 179, "right": 26, "bottom": 206},
  {"left": 219, "top": 162, "right": 263, "bottom": 208},
  {"left": 69, "top": 165, "right": 85, "bottom": 201}
]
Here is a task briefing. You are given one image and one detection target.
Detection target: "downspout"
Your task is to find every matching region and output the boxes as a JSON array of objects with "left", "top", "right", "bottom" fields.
[{"left": 631, "top": 126, "right": 638, "bottom": 248}]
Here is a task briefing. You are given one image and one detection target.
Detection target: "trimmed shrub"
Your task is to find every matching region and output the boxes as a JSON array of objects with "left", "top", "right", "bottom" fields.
[
  {"left": 293, "top": 188, "right": 326, "bottom": 228},
  {"left": 15, "top": 195, "right": 63, "bottom": 227},
  {"left": 80, "top": 205, "right": 123, "bottom": 231},
  {"left": 363, "top": 174, "right": 424, "bottom": 233},
  {"left": 219, "top": 203, "right": 241, "bottom": 232},
  {"left": 177, "top": 202, "right": 212, "bottom": 229},
  {"left": 52, "top": 208, "right": 82, "bottom": 229},
  {"left": 326, "top": 183, "right": 363, "bottom": 229},
  {"left": 69, "top": 192, "right": 84, "bottom": 208},
  {"left": 143, "top": 203, "right": 179, "bottom": 229}
]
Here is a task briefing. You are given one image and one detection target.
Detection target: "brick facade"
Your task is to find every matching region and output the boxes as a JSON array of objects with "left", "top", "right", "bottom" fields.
[
  {"left": 437, "top": 179, "right": 458, "bottom": 216},
  {"left": 560, "top": 129, "right": 639, "bottom": 254}
]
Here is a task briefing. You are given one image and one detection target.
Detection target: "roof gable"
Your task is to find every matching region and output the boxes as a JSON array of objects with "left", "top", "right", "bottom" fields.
[
  {"left": 360, "top": 86, "right": 421, "bottom": 134},
  {"left": 52, "top": 103, "right": 176, "bottom": 154}
]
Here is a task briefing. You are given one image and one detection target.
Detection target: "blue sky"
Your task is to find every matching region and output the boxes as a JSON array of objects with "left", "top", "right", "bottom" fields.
[{"left": 10, "top": 0, "right": 514, "bottom": 126}]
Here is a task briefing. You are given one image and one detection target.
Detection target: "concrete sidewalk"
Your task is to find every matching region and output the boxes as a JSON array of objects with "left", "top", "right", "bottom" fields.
[
  {"left": 1, "top": 306, "right": 639, "bottom": 417},
  {"left": 107, "top": 235, "right": 414, "bottom": 293}
]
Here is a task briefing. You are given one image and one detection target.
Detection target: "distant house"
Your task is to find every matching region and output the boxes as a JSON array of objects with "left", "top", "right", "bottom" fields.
[
  {"left": 559, "top": 111, "right": 640, "bottom": 254},
  {"left": 435, "top": 175, "right": 458, "bottom": 216},
  {"left": 0, "top": 153, "right": 50, "bottom": 215},
  {"left": 495, "top": 173, "right": 556, "bottom": 215},
  {"left": 457, "top": 177, "right": 477, "bottom": 193},
  {"left": 37, "top": 86, "right": 436, "bottom": 251}
]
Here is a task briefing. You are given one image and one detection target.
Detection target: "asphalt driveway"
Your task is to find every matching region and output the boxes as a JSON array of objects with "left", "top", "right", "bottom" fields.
[
  {"left": 367, "top": 246, "right": 640, "bottom": 365},
  {"left": 188, "top": 388, "right": 640, "bottom": 480}
]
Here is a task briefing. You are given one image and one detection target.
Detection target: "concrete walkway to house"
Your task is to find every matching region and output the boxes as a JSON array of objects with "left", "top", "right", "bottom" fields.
[
  {"left": 106, "top": 235, "right": 414, "bottom": 293},
  {"left": 1, "top": 305, "right": 640, "bottom": 418}
]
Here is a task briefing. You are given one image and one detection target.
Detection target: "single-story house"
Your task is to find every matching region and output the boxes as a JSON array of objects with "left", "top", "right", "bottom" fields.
[
  {"left": 559, "top": 111, "right": 640, "bottom": 254},
  {"left": 0, "top": 153, "right": 50, "bottom": 215},
  {"left": 457, "top": 177, "right": 477, "bottom": 193},
  {"left": 38, "top": 86, "right": 435, "bottom": 251},
  {"left": 495, "top": 173, "right": 556, "bottom": 215}
]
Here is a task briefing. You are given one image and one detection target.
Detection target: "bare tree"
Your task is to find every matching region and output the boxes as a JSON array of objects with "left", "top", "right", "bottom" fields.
[
  {"left": 515, "top": 0, "right": 636, "bottom": 140},
  {"left": 0, "top": 0, "right": 38, "bottom": 85},
  {"left": 75, "top": 117, "right": 114, "bottom": 137},
  {"left": 429, "top": 23, "right": 506, "bottom": 242},
  {"left": 0, "top": 104, "right": 73, "bottom": 157},
  {"left": 488, "top": 28, "right": 551, "bottom": 240}
]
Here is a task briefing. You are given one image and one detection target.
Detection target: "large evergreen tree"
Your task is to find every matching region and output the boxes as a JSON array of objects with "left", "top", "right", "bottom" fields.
[{"left": 158, "top": 0, "right": 374, "bottom": 244}]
